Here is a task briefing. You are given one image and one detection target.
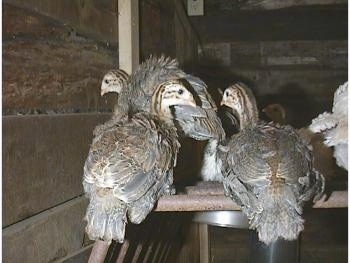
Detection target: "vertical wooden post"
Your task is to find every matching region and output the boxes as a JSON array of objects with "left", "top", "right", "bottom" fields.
[
  {"left": 118, "top": 0, "right": 140, "bottom": 74},
  {"left": 198, "top": 224, "right": 210, "bottom": 263}
]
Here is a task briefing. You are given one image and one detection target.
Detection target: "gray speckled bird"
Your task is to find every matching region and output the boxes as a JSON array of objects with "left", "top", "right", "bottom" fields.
[
  {"left": 116, "top": 56, "right": 225, "bottom": 141},
  {"left": 216, "top": 83, "right": 325, "bottom": 244},
  {"left": 83, "top": 79, "right": 196, "bottom": 243}
]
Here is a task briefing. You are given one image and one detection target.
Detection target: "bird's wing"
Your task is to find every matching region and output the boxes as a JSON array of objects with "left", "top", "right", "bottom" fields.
[
  {"left": 172, "top": 75, "right": 225, "bottom": 140},
  {"left": 84, "top": 114, "right": 179, "bottom": 203}
]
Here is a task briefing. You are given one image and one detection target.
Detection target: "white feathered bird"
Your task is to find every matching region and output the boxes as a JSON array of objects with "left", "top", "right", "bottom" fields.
[{"left": 309, "top": 82, "right": 348, "bottom": 170}]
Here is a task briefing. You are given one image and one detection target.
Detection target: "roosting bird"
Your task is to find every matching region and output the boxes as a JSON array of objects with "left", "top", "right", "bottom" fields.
[
  {"left": 214, "top": 83, "right": 324, "bottom": 244},
  {"left": 263, "top": 103, "right": 339, "bottom": 183},
  {"left": 100, "top": 69, "right": 129, "bottom": 97},
  {"left": 83, "top": 79, "right": 196, "bottom": 243},
  {"left": 117, "top": 56, "right": 225, "bottom": 141},
  {"left": 309, "top": 82, "right": 348, "bottom": 171}
]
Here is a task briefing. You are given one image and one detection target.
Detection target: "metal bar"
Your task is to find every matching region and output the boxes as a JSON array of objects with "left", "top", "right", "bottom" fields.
[{"left": 88, "top": 240, "right": 110, "bottom": 263}]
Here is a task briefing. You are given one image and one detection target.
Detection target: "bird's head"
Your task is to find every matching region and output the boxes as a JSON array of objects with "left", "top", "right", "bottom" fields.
[
  {"left": 262, "top": 103, "right": 286, "bottom": 124},
  {"left": 220, "top": 83, "right": 259, "bottom": 129},
  {"left": 152, "top": 79, "right": 196, "bottom": 118},
  {"left": 100, "top": 69, "right": 129, "bottom": 96}
]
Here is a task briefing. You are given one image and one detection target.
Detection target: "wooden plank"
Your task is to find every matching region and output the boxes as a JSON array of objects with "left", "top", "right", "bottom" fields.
[
  {"left": 118, "top": 0, "right": 139, "bottom": 74},
  {"left": 174, "top": 0, "right": 199, "bottom": 69},
  {"left": 198, "top": 224, "right": 210, "bottom": 263},
  {"left": 190, "top": 6, "right": 347, "bottom": 41},
  {"left": 202, "top": 40, "right": 348, "bottom": 69},
  {"left": 3, "top": 4, "right": 117, "bottom": 114},
  {"left": 154, "top": 182, "right": 347, "bottom": 211},
  {"left": 3, "top": 0, "right": 118, "bottom": 44},
  {"left": 3, "top": 196, "right": 88, "bottom": 263},
  {"left": 2, "top": 113, "right": 111, "bottom": 226},
  {"left": 53, "top": 244, "right": 93, "bottom": 263},
  {"left": 239, "top": 0, "right": 347, "bottom": 10}
]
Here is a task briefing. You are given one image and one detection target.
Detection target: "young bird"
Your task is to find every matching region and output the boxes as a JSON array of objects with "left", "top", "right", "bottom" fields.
[
  {"left": 117, "top": 56, "right": 225, "bottom": 141},
  {"left": 309, "top": 82, "right": 348, "bottom": 171},
  {"left": 216, "top": 83, "right": 324, "bottom": 244},
  {"left": 100, "top": 69, "right": 129, "bottom": 96},
  {"left": 83, "top": 79, "right": 196, "bottom": 244}
]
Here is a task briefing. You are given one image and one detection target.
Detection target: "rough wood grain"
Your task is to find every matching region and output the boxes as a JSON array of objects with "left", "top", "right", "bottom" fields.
[
  {"left": 3, "top": 0, "right": 118, "bottom": 44},
  {"left": 190, "top": 6, "right": 347, "bottom": 41},
  {"left": 3, "top": 196, "right": 88, "bottom": 263},
  {"left": 3, "top": 4, "right": 118, "bottom": 114},
  {"left": 3, "top": 113, "right": 111, "bottom": 226}
]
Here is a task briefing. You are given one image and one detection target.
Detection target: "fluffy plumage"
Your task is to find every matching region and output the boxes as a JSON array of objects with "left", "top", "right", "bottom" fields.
[
  {"left": 101, "top": 69, "right": 129, "bottom": 96},
  {"left": 83, "top": 79, "right": 196, "bottom": 243},
  {"left": 309, "top": 82, "right": 348, "bottom": 170},
  {"left": 216, "top": 83, "right": 324, "bottom": 244},
  {"left": 117, "top": 56, "right": 225, "bottom": 141}
]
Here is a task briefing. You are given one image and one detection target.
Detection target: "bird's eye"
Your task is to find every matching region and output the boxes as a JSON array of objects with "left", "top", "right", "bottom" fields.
[
  {"left": 105, "top": 79, "right": 109, "bottom": 84},
  {"left": 178, "top": 89, "right": 184, "bottom": 95},
  {"left": 225, "top": 91, "right": 229, "bottom": 97}
]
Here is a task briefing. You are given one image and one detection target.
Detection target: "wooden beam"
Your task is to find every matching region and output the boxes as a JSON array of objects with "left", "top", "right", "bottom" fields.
[
  {"left": 118, "top": 0, "right": 139, "bottom": 74},
  {"left": 3, "top": 196, "right": 88, "bottom": 263},
  {"left": 3, "top": 0, "right": 119, "bottom": 44},
  {"left": 154, "top": 182, "right": 347, "bottom": 211},
  {"left": 239, "top": 0, "right": 347, "bottom": 10},
  {"left": 190, "top": 7, "right": 347, "bottom": 41},
  {"left": 3, "top": 113, "right": 111, "bottom": 226}
]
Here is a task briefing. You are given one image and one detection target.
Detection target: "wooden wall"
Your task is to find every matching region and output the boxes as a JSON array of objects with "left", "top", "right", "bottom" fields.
[
  {"left": 2, "top": 1, "right": 348, "bottom": 262},
  {"left": 189, "top": 2, "right": 348, "bottom": 128}
]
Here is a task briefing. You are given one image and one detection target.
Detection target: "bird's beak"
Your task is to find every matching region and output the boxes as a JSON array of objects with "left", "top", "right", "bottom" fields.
[{"left": 101, "top": 90, "right": 106, "bottom": 96}]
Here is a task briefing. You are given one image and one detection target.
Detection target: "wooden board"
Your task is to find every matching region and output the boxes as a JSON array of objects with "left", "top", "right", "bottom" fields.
[
  {"left": 3, "top": 0, "right": 118, "bottom": 44},
  {"left": 189, "top": 6, "right": 347, "bottom": 41},
  {"left": 3, "top": 196, "right": 88, "bottom": 263},
  {"left": 2, "top": 113, "right": 111, "bottom": 226},
  {"left": 3, "top": 4, "right": 118, "bottom": 114}
]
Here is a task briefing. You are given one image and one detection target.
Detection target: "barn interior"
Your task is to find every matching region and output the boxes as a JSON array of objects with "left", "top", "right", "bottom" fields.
[{"left": 2, "top": 0, "right": 348, "bottom": 262}]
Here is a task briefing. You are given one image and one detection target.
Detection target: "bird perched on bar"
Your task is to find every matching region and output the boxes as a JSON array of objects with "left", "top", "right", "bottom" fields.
[
  {"left": 309, "top": 82, "right": 348, "bottom": 171},
  {"left": 215, "top": 82, "right": 324, "bottom": 244},
  {"left": 262, "top": 103, "right": 339, "bottom": 183},
  {"left": 117, "top": 56, "right": 225, "bottom": 141},
  {"left": 83, "top": 79, "right": 197, "bottom": 243}
]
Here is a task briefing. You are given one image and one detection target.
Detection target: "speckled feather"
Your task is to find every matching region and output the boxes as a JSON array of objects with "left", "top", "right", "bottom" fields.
[
  {"left": 83, "top": 112, "right": 180, "bottom": 243},
  {"left": 117, "top": 56, "right": 225, "bottom": 140},
  {"left": 217, "top": 83, "right": 325, "bottom": 244}
]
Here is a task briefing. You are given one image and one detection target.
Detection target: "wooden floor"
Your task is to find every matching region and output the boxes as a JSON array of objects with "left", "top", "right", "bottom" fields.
[{"left": 209, "top": 209, "right": 348, "bottom": 263}]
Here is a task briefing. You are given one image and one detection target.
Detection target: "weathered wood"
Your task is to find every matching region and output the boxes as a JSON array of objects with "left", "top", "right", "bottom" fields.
[
  {"left": 118, "top": 0, "right": 139, "bottom": 74},
  {"left": 3, "top": 196, "right": 88, "bottom": 263},
  {"left": 190, "top": 6, "right": 347, "bottom": 41},
  {"left": 2, "top": 113, "right": 111, "bottom": 226},
  {"left": 239, "top": 0, "right": 347, "bottom": 10},
  {"left": 198, "top": 224, "right": 210, "bottom": 263},
  {"left": 3, "top": 4, "right": 117, "bottom": 114},
  {"left": 3, "top": 0, "right": 118, "bottom": 44},
  {"left": 53, "top": 244, "right": 93, "bottom": 263},
  {"left": 202, "top": 41, "right": 347, "bottom": 69},
  {"left": 87, "top": 241, "right": 110, "bottom": 263},
  {"left": 154, "top": 182, "right": 347, "bottom": 211},
  {"left": 174, "top": 0, "right": 199, "bottom": 69}
]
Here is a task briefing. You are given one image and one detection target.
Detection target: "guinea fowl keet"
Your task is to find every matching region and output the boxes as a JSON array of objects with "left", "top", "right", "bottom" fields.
[
  {"left": 100, "top": 69, "right": 129, "bottom": 97},
  {"left": 117, "top": 56, "right": 225, "bottom": 141},
  {"left": 83, "top": 79, "right": 196, "bottom": 243},
  {"left": 216, "top": 83, "right": 325, "bottom": 244}
]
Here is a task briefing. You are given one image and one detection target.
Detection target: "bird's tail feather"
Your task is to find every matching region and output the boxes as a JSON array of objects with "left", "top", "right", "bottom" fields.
[
  {"left": 249, "top": 183, "right": 304, "bottom": 245},
  {"left": 84, "top": 188, "right": 127, "bottom": 244}
]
